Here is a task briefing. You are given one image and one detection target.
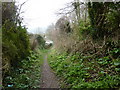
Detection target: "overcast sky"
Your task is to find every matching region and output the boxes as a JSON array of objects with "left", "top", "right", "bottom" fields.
[{"left": 16, "top": 0, "right": 73, "bottom": 33}]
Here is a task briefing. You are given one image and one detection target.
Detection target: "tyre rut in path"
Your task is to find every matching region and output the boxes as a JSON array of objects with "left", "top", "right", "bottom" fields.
[{"left": 40, "top": 55, "right": 60, "bottom": 88}]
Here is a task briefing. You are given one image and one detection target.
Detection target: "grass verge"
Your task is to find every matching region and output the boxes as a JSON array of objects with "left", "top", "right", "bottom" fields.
[
  {"left": 3, "top": 49, "right": 45, "bottom": 89},
  {"left": 48, "top": 49, "right": 120, "bottom": 89}
]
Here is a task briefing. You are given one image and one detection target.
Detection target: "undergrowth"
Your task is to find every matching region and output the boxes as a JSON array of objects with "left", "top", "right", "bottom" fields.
[
  {"left": 48, "top": 49, "right": 120, "bottom": 89},
  {"left": 3, "top": 50, "right": 45, "bottom": 89}
]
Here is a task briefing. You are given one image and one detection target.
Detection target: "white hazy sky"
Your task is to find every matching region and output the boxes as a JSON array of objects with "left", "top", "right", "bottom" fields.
[{"left": 16, "top": 0, "right": 73, "bottom": 33}]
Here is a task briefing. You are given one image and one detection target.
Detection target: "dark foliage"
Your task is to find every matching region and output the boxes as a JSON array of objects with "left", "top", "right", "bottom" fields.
[
  {"left": 36, "top": 35, "right": 45, "bottom": 49},
  {"left": 2, "top": 2, "right": 30, "bottom": 77},
  {"left": 88, "top": 2, "right": 120, "bottom": 40}
]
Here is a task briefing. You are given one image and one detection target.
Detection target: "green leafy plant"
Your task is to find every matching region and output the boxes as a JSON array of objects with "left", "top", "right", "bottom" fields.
[
  {"left": 3, "top": 51, "right": 44, "bottom": 89},
  {"left": 48, "top": 50, "right": 120, "bottom": 88}
]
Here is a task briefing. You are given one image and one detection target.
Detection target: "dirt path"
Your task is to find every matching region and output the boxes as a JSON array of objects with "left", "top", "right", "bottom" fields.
[{"left": 40, "top": 55, "right": 60, "bottom": 88}]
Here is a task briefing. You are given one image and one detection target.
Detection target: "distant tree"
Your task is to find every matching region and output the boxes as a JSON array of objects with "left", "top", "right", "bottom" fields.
[
  {"left": 36, "top": 35, "right": 45, "bottom": 49},
  {"left": 55, "top": 16, "right": 72, "bottom": 34}
]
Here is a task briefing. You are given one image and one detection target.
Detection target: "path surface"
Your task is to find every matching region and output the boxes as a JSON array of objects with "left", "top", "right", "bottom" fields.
[{"left": 40, "top": 55, "right": 60, "bottom": 88}]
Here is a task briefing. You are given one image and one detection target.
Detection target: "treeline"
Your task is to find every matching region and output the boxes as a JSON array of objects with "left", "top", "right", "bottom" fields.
[
  {"left": 47, "top": 1, "right": 120, "bottom": 53},
  {"left": 2, "top": 2, "right": 45, "bottom": 88},
  {"left": 47, "top": 1, "right": 120, "bottom": 88},
  {"left": 2, "top": 2, "right": 30, "bottom": 76}
]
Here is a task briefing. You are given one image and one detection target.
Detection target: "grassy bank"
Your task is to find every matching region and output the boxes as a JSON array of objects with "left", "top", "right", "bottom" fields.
[
  {"left": 3, "top": 49, "right": 46, "bottom": 89},
  {"left": 48, "top": 49, "right": 120, "bottom": 88}
]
